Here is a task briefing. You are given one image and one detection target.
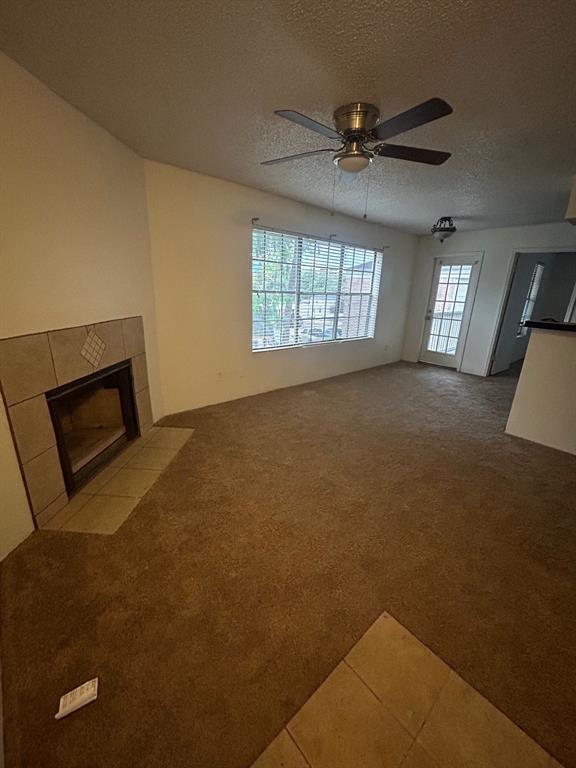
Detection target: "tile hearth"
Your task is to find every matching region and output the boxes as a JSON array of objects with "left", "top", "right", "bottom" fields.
[{"left": 42, "top": 427, "right": 194, "bottom": 534}]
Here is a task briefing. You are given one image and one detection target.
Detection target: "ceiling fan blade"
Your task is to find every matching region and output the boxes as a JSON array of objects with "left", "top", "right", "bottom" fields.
[
  {"left": 261, "top": 148, "right": 336, "bottom": 166},
  {"left": 373, "top": 143, "right": 451, "bottom": 165},
  {"left": 275, "top": 110, "right": 342, "bottom": 140},
  {"left": 370, "top": 98, "right": 453, "bottom": 142}
]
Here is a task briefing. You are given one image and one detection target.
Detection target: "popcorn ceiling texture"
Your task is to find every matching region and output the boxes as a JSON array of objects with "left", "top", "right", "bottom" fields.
[{"left": 0, "top": 0, "right": 575, "bottom": 232}]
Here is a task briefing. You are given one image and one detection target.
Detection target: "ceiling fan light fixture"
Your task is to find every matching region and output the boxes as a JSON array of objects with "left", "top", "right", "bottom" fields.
[
  {"left": 336, "top": 154, "right": 371, "bottom": 173},
  {"left": 431, "top": 216, "right": 457, "bottom": 242},
  {"left": 334, "top": 141, "right": 372, "bottom": 174}
]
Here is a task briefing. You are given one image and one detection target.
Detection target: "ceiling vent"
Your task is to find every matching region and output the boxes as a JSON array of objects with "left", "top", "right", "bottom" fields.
[{"left": 566, "top": 176, "right": 576, "bottom": 225}]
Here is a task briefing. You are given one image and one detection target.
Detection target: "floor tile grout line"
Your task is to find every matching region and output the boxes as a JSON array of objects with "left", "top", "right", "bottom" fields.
[
  {"left": 381, "top": 610, "right": 562, "bottom": 762},
  {"left": 45, "top": 433, "right": 185, "bottom": 534},
  {"left": 412, "top": 668, "right": 453, "bottom": 744},
  {"left": 285, "top": 727, "right": 314, "bottom": 768},
  {"left": 342, "top": 658, "right": 414, "bottom": 742}
]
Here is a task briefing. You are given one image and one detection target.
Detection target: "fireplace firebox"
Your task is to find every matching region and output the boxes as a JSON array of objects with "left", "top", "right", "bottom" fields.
[{"left": 47, "top": 361, "right": 138, "bottom": 494}]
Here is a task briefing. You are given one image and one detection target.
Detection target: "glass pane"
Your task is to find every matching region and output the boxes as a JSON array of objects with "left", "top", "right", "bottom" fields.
[
  {"left": 281, "top": 263, "right": 296, "bottom": 291},
  {"left": 252, "top": 260, "right": 264, "bottom": 291},
  {"left": 427, "top": 334, "right": 439, "bottom": 352},
  {"left": 440, "top": 318, "right": 451, "bottom": 336},
  {"left": 313, "top": 268, "right": 328, "bottom": 293},
  {"left": 264, "top": 261, "right": 281, "bottom": 291},
  {"left": 312, "top": 295, "right": 327, "bottom": 316},
  {"left": 448, "top": 266, "right": 461, "bottom": 282},
  {"left": 456, "top": 284, "right": 469, "bottom": 302},
  {"left": 446, "top": 337, "right": 458, "bottom": 355},
  {"left": 449, "top": 320, "right": 461, "bottom": 338},
  {"left": 327, "top": 269, "right": 340, "bottom": 292}
]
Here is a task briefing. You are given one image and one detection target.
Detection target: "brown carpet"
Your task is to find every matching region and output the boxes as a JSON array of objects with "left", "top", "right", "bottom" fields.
[{"left": 1, "top": 362, "right": 575, "bottom": 768}]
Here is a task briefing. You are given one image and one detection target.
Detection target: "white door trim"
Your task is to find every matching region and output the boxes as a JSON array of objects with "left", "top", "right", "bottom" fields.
[{"left": 419, "top": 253, "right": 483, "bottom": 370}]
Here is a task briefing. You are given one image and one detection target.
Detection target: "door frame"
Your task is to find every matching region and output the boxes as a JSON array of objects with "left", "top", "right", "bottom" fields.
[
  {"left": 418, "top": 252, "right": 483, "bottom": 371},
  {"left": 485, "top": 245, "right": 576, "bottom": 376}
]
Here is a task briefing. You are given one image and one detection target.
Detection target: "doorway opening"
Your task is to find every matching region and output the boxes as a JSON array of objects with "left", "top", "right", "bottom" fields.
[{"left": 489, "top": 251, "right": 576, "bottom": 376}]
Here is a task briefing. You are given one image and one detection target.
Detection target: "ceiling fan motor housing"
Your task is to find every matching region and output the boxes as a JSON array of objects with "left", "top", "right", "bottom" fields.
[{"left": 333, "top": 102, "right": 380, "bottom": 137}]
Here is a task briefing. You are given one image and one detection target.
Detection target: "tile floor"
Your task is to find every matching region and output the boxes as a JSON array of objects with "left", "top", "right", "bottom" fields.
[
  {"left": 42, "top": 426, "right": 194, "bottom": 534},
  {"left": 252, "top": 613, "right": 563, "bottom": 768}
]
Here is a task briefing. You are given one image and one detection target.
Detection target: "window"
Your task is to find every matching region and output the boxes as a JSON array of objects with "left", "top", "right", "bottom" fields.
[
  {"left": 252, "top": 228, "right": 383, "bottom": 351},
  {"left": 517, "top": 262, "right": 545, "bottom": 336}
]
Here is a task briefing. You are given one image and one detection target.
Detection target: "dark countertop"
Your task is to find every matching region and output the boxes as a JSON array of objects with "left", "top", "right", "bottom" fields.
[{"left": 524, "top": 320, "right": 576, "bottom": 333}]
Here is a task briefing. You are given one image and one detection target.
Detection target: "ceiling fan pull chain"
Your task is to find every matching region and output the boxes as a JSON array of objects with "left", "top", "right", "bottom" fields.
[
  {"left": 363, "top": 167, "right": 371, "bottom": 220},
  {"left": 331, "top": 163, "right": 337, "bottom": 216}
]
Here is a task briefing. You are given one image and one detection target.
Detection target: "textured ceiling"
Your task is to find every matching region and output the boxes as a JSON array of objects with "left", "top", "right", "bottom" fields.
[{"left": 1, "top": 0, "right": 576, "bottom": 233}]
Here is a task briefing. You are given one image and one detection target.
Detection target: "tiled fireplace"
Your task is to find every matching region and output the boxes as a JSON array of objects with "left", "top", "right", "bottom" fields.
[{"left": 0, "top": 317, "right": 153, "bottom": 528}]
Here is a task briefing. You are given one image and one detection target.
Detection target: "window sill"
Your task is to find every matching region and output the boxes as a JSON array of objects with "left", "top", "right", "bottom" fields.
[{"left": 251, "top": 336, "right": 375, "bottom": 353}]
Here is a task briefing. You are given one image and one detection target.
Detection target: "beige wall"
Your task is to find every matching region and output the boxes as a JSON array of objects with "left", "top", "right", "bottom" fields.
[
  {"left": 145, "top": 160, "right": 417, "bottom": 414},
  {"left": 403, "top": 223, "right": 576, "bottom": 376},
  {"left": 0, "top": 52, "right": 161, "bottom": 558}
]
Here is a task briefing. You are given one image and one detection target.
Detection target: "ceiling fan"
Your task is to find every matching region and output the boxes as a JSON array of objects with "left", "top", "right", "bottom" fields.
[{"left": 262, "top": 98, "right": 453, "bottom": 173}]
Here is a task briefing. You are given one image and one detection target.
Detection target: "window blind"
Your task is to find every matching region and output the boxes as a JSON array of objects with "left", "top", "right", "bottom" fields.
[
  {"left": 517, "top": 262, "right": 545, "bottom": 336},
  {"left": 252, "top": 227, "right": 383, "bottom": 351}
]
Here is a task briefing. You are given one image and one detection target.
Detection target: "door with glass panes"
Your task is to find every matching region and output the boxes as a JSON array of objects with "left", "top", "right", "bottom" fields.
[{"left": 419, "top": 255, "right": 481, "bottom": 368}]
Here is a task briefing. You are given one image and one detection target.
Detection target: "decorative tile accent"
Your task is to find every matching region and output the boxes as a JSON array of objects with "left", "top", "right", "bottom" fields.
[
  {"left": 48, "top": 326, "right": 92, "bottom": 385},
  {"left": 93, "top": 320, "right": 125, "bottom": 369},
  {"left": 0, "top": 333, "right": 56, "bottom": 406},
  {"left": 81, "top": 329, "right": 106, "bottom": 367},
  {"left": 9, "top": 395, "right": 56, "bottom": 463}
]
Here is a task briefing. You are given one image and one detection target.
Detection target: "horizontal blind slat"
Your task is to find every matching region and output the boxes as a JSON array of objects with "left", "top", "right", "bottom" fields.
[{"left": 252, "top": 228, "right": 383, "bottom": 351}]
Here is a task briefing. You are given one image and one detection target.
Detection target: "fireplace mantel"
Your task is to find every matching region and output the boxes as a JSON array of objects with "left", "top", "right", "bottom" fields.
[{"left": 0, "top": 317, "right": 153, "bottom": 527}]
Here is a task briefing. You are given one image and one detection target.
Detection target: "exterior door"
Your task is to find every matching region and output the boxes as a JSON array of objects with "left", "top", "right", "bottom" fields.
[{"left": 419, "top": 255, "right": 481, "bottom": 368}]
